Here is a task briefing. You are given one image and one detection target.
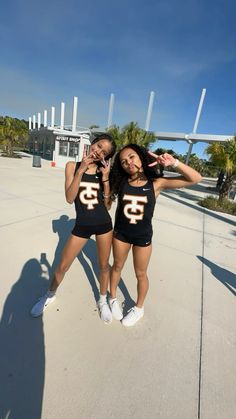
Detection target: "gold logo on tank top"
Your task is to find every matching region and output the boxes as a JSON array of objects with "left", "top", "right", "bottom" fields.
[
  {"left": 123, "top": 194, "right": 148, "bottom": 224},
  {"left": 79, "top": 182, "right": 99, "bottom": 209}
]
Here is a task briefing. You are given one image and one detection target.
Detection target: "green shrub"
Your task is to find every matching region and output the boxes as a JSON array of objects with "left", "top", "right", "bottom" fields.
[
  {"left": 199, "top": 196, "right": 236, "bottom": 215},
  {"left": 1, "top": 152, "right": 22, "bottom": 159}
]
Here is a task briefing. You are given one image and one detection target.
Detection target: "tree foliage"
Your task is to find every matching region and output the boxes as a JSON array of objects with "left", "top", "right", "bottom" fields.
[
  {"left": 206, "top": 137, "right": 236, "bottom": 200},
  {"left": 108, "top": 122, "right": 156, "bottom": 151},
  {"left": 0, "top": 116, "right": 29, "bottom": 157}
]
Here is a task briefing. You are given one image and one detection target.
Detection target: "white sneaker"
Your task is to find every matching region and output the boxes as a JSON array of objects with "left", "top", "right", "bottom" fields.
[
  {"left": 122, "top": 306, "right": 144, "bottom": 327},
  {"left": 31, "top": 293, "right": 56, "bottom": 317},
  {"left": 98, "top": 300, "right": 112, "bottom": 324},
  {"left": 109, "top": 298, "right": 123, "bottom": 320}
]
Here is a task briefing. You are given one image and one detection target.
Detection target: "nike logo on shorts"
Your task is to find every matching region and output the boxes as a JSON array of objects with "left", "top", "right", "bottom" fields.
[{"left": 143, "top": 188, "right": 151, "bottom": 191}]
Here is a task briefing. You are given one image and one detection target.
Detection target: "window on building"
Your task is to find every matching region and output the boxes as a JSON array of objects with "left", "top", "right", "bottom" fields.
[
  {"left": 45, "top": 136, "right": 51, "bottom": 157},
  {"left": 83, "top": 143, "right": 90, "bottom": 156},
  {"left": 69, "top": 142, "right": 79, "bottom": 157},
  {"left": 59, "top": 141, "right": 68, "bottom": 156}
]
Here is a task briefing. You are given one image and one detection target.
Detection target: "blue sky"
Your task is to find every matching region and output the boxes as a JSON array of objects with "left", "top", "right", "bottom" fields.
[{"left": 0, "top": 0, "right": 235, "bottom": 158}]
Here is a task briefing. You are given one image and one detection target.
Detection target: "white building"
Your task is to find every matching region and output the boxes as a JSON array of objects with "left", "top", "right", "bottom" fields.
[
  {"left": 29, "top": 98, "right": 92, "bottom": 168},
  {"left": 28, "top": 126, "right": 91, "bottom": 168}
]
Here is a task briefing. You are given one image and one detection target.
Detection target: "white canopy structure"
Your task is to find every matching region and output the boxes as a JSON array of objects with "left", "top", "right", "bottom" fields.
[
  {"left": 151, "top": 89, "right": 234, "bottom": 163},
  {"left": 29, "top": 89, "right": 234, "bottom": 166},
  {"left": 153, "top": 131, "right": 233, "bottom": 143}
]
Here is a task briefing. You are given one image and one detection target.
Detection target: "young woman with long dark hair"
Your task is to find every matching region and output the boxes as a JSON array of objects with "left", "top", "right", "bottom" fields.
[
  {"left": 31, "top": 134, "right": 116, "bottom": 323},
  {"left": 108, "top": 144, "right": 202, "bottom": 326}
]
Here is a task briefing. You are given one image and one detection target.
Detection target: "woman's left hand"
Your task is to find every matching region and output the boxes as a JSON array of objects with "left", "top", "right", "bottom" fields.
[
  {"left": 100, "top": 158, "right": 111, "bottom": 181},
  {"left": 148, "top": 151, "right": 176, "bottom": 168}
]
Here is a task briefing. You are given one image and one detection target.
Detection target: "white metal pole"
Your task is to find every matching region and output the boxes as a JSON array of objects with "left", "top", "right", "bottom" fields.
[
  {"left": 107, "top": 93, "right": 115, "bottom": 128},
  {"left": 29, "top": 117, "right": 32, "bottom": 130},
  {"left": 145, "top": 91, "right": 155, "bottom": 131},
  {"left": 72, "top": 96, "right": 78, "bottom": 132},
  {"left": 44, "top": 110, "right": 47, "bottom": 127},
  {"left": 185, "top": 142, "right": 193, "bottom": 160},
  {"left": 193, "top": 88, "right": 206, "bottom": 133},
  {"left": 33, "top": 115, "right": 36, "bottom": 129},
  {"left": 60, "top": 102, "right": 65, "bottom": 130},
  {"left": 51, "top": 106, "right": 55, "bottom": 128},
  {"left": 185, "top": 88, "right": 206, "bottom": 164},
  {"left": 37, "top": 113, "right": 41, "bottom": 129}
]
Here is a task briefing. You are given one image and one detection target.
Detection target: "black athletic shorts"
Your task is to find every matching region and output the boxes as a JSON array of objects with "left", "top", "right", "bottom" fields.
[
  {"left": 113, "top": 230, "right": 152, "bottom": 247},
  {"left": 72, "top": 222, "right": 112, "bottom": 239}
]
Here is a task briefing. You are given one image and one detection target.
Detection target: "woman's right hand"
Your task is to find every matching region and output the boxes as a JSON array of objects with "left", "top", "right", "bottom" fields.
[
  {"left": 78, "top": 149, "right": 95, "bottom": 174},
  {"left": 148, "top": 151, "right": 177, "bottom": 168}
]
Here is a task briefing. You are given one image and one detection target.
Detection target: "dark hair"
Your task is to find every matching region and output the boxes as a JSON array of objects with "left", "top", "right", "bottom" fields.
[
  {"left": 91, "top": 133, "right": 116, "bottom": 160},
  {"left": 110, "top": 143, "right": 163, "bottom": 196}
]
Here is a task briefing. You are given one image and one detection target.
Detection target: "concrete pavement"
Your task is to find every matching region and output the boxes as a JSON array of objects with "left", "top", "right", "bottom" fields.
[{"left": 0, "top": 154, "right": 235, "bottom": 419}]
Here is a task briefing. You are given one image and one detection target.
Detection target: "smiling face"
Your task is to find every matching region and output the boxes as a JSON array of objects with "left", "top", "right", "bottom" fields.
[
  {"left": 119, "top": 147, "right": 143, "bottom": 175},
  {"left": 90, "top": 139, "right": 112, "bottom": 162}
]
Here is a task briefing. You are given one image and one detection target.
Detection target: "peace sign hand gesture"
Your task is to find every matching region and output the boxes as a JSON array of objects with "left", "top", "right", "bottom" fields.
[
  {"left": 99, "top": 158, "right": 111, "bottom": 181},
  {"left": 148, "top": 151, "right": 177, "bottom": 168}
]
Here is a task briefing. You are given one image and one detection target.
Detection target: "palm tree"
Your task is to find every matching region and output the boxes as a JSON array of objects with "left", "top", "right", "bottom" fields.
[
  {"left": 0, "top": 116, "right": 28, "bottom": 157},
  {"left": 107, "top": 125, "right": 123, "bottom": 150},
  {"left": 185, "top": 153, "right": 205, "bottom": 174},
  {"left": 108, "top": 122, "right": 156, "bottom": 151},
  {"left": 122, "top": 121, "right": 156, "bottom": 148},
  {"left": 206, "top": 137, "right": 236, "bottom": 201}
]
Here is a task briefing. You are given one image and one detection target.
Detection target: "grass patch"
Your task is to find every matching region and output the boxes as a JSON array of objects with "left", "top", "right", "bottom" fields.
[
  {"left": 1, "top": 152, "right": 22, "bottom": 158},
  {"left": 199, "top": 196, "right": 236, "bottom": 215}
]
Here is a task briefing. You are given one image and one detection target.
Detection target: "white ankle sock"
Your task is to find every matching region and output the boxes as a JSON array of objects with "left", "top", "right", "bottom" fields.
[
  {"left": 109, "top": 297, "right": 116, "bottom": 303},
  {"left": 135, "top": 306, "right": 144, "bottom": 312},
  {"left": 99, "top": 294, "right": 107, "bottom": 303}
]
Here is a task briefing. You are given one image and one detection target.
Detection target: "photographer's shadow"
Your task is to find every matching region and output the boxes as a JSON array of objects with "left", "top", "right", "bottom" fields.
[
  {"left": 0, "top": 258, "right": 48, "bottom": 419},
  {"left": 52, "top": 215, "right": 134, "bottom": 309},
  {"left": 197, "top": 256, "right": 236, "bottom": 296}
]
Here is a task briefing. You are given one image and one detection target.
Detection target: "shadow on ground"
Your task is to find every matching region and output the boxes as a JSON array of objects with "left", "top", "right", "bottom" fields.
[
  {"left": 161, "top": 191, "right": 236, "bottom": 228},
  {"left": 0, "top": 259, "right": 48, "bottom": 419},
  {"left": 0, "top": 215, "right": 135, "bottom": 417},
  {"left": 198, "top": 256, "right": 236, "bottom": 296}
]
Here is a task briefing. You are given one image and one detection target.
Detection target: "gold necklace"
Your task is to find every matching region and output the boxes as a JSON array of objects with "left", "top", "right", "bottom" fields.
[{"left": 128, "top": 172, "right": 146, "bottom": 183}]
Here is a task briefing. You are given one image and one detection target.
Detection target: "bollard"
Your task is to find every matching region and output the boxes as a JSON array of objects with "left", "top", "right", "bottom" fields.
[{"left": 32, "top": 155, "right": 41, "bottom": 167}]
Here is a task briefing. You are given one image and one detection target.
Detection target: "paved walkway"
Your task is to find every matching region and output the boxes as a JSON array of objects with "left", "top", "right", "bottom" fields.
[{"left": 0, "top": 155, "right": 235, "bottom": 419}]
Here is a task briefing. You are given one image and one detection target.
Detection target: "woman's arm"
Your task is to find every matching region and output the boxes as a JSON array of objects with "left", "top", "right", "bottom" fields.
[
  {"left": 149, "top": 152, "right": 202, "bottom": 196},
  {"left": 100, "top": 159, "right": 112, "bottom": 210}
]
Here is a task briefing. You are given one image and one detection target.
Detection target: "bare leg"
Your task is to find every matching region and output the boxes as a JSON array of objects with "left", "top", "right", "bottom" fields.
[
  {"left": 110, "top": 238, "right": 131, "bottom": 299},
  {"left": 31, "top": 234, "right": 88, "bottom": 317},
  {"left": 49, "top": 234, "right": 88, "bottom": 291},
  {"left": 95, "top": 230, "right": 113, "bottom": 295},
  {"left": 132, "top": 244, "right": 152, "bottom": 307}
]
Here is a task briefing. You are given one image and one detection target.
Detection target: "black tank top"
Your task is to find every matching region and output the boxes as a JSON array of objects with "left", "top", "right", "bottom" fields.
[
  {"left": 74, "top": 162, "right": 111, "bottom": 226},
  {"left": 114, "top": 179, "right": 156, "bottom": 239}
]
